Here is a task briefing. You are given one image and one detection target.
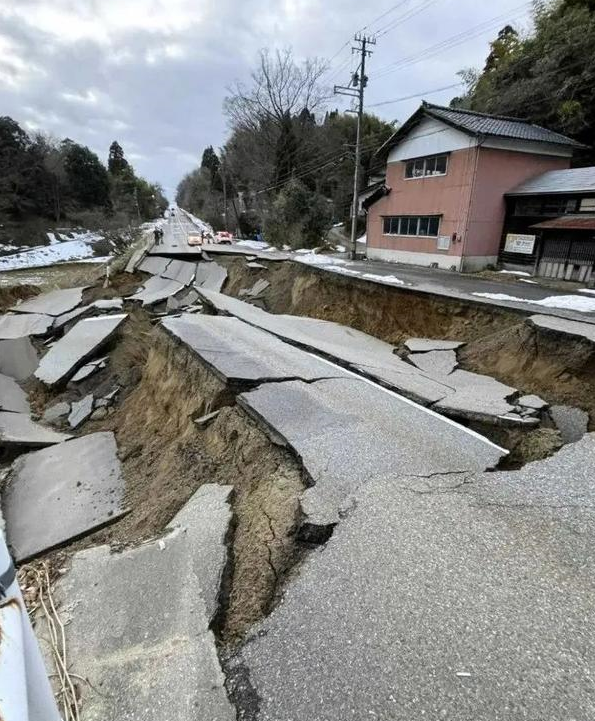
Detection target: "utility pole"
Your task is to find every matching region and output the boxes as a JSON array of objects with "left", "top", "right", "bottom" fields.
[
  {"left": 334, "top": 33, "right": 375, "bottom": 260},
  {"left": 220, "top": 156, "right": 229, "bottom": 232}
]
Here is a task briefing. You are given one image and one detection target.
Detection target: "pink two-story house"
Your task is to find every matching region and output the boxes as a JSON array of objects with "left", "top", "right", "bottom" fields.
[{"left": 366, "top": 102, "right": 583, "bottom": 271}]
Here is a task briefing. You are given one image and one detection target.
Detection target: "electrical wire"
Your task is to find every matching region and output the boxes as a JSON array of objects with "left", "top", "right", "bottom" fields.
[{"left": 371, "top": 3, "right": 532, "bottom": 78}]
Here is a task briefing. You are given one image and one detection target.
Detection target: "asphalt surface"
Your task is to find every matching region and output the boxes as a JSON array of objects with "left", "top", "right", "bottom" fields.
[{"left": 229, "top": 434, "right": 595, "bottom": 721}]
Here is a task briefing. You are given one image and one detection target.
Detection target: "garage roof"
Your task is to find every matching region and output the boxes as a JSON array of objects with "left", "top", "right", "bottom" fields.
[
  {"left": 508, "top": 167, "right": 595, "bottom": 196},
  {"left": 531, "top": 215, "right": 595, "bottom": 230}
]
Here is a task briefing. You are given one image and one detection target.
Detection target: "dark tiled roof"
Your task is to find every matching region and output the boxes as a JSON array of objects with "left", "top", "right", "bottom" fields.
[
  {"left": 424, "top": 103, "right": 584, "bottom": 148},
  {"left": 507, "top": 167, "right": 595, "bottom": 195},
  {"left": 376, "top": 103, "right": 586, "bottom": 158},
  {"left": 531, "top": 215, "right": 595, "bottom": 230}
]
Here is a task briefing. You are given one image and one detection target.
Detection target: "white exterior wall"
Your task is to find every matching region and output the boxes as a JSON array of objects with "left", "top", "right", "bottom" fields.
[
  {"left": 482, "top": 136, "right": 573, "bottom": 158},
  {"left": 387, "top": 118, "right": 476, "bottom": 163}
]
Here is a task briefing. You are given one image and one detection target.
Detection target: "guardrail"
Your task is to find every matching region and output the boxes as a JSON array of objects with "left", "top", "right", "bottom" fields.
[{"left": 0, "top": 534, "right": 62, "bottom": 721}]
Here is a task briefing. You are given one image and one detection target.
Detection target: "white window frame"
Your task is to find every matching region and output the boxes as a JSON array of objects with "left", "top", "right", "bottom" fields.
[
  {"left": 382, "top": 215, "right": 441, "bottom": 238},
  {"left": 404, "top": 154, "right": 448, "bottom": 180}
]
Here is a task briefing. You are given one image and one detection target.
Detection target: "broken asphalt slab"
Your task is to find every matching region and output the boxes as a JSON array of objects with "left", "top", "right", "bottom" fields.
[
  {"left": 38, "top": 484, "right": 234, "bottom": 720},
  {"left": 3, "top": 432, "right": 126, "bottom": 562},
  {"left": 197, "top": 243, "right": 290, "bottom": 262},
  {"left": 434, "top": 369, "right": 522, "bottom": 425},
  {"left": 0, "top": 312, "right": 53, "bottom": 339},
  {"left": 0, "top": 373, "right": 29, "bottom": 413},
  {"left": 0, "top": 336, "right": 38, "bottom": 379},
  {"left": 161, "top": 259, "right": 197, "bottom": 285},
  {"left": 195, "top": 289, "right": 527, "bottom": 418},
  {"left": 194, "top": 261, "right": 228, "bottom": 292},
  {"left": 408, "top": 349, "right": 458, "bottom": 376},
  {"left": 238, "top": 376, "right": 505, "bottom": 530},
  {"left": 68, "top": 394, "right": 94, "bottom": 428},
  {"left": 138, "top": 255, "right": 171, "bottom": 276},
  {"left": 53, "top": 298, "right": 124, "bottom": 330},
  {"left": 0, "top": 411, "right": 70, "bottom": 449},
  {"left": 228, "top": 434, "right": 595, "bottom": 721},
  {"left": 35, "top": 314, "right": 127, "bottom": 386},
  {"left": 127, "top": 275, "right": 185, "bottom": 306},
  {"left": 161, "top": 314, "right": 348, "bottom": 387},
  {"left": 528, "top": 313, "right": 595, "bottom": 344},
  {"left": 404, "top": 337, "right": 465, "bottom": 352},
  {"left": 550, "top": 405, "right": 589, "bottom": 444},
  {"left": 10, "top": 287, "right": 86, "bottom": 316}
]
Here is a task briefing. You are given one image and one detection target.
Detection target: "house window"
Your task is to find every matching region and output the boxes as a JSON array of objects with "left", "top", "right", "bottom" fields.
[
  {"left": 383, "top": 215, "right": 440, "bottom": 237},
  {"left": 580, "top": 197, "right": 595, "bottom": 212},
  {"left": 405, "top": 154, "right": 448, "bottom": 179}
]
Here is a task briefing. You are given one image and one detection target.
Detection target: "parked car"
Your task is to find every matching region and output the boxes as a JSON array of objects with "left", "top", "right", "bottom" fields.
[
  {"left": 214, "top": 231, "right": 234, "bottom": 244},
  {"left": 187, "top": 231, "right": 205, "bottom": 246}
]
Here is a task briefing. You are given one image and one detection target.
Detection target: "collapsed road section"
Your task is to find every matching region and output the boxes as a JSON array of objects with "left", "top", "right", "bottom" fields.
[{"left": 1, "top": 234, "right": 595, "bottom": 719}]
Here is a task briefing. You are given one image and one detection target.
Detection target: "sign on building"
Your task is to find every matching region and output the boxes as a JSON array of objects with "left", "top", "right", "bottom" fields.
[
  {"left": 504, "top": 233, "right": 536, "bottom": 254},
  {"left": 436, "top": 235, "right": 451, "bottom": 250}
]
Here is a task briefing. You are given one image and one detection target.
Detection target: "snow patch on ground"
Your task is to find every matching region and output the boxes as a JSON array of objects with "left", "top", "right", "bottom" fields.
[
  {"left": 236, "top": 239, "right": 270, "bottom": 250},
  {"left": 0, "top": 243, "right": 26, "bottom": 253},
  {"left": 47, "top": 232, "right": 59, "bottom": 245},
  {"left": 579, "top": 288, "right": 595, "bottom": 295},
  {"left": 335, "top": 245, "right": 346, "bottom": 253},
  {"left": 473, "top": 292, "right": 595, "bottom": 313},
  {"left": 295, "top": 253, "right": 348, "bottom": 267},
  {"left": 329, "top": 267, "right": 361, "bottom": 276},
  {"left": 498, "top": 270, "right": 532, "bottom": 277},
  {"left": 357, "top": 234, "right": 367, "bottom": 244},
  {"left": 362, "top": 272, "right": 404, "bottom": 285},
  {"left": 180, "top": 209, "right": 213, "bottom": 235},
  {"left": 0, "top": 229, "right": 105, "bottom": 271},
  {"left": 519, "top": 279, "right": 538, "bottom": 284}
]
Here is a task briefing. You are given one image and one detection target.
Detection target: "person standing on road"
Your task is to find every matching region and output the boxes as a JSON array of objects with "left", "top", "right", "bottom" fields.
[{"left": 154, "top": 227, "right": 163, "bottom": 246}]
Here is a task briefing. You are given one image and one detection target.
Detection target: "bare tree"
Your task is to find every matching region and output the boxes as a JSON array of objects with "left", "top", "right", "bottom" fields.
[{"left": 224, "top": 48, "right": 330, "bottom": 131}]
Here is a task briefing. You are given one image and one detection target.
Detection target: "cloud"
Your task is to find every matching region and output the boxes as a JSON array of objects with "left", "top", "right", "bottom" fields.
[{"left": 0, "top": 0, "right": 533, "bottom": 199}]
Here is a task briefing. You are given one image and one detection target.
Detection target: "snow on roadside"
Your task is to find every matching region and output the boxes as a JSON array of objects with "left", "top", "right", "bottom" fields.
[
  {"left": 180, "top": 209, "right": 213, "bottom": 235},
  {"left": 295, "top": 253, "right": 348, "bottom": 267},
  {"left": 579, "top": 288, "right": 595, "bottom": 295},
  {"left": 473, "top": 291, "right": 595, "bottom": 313},
  {"left": 498, "top": 270, "right": 531, "bottom": 277},
  {"left": 362, "top": 272, "right": 404, "bottom": 285},
  {"left": 0, "top": 229, "right": 107, "bottom": 271},
  {"left": 236, "top": 239, "right": 270, "bottom": 250},
  {"left": 47, "top": 232, "right": 59, "bottom": 245},
  {"left": 0, "top": 239, "right": 99, "bottom": 271},
  {"left": 329, "top": 267, "right": 361, "bottom": 277}
]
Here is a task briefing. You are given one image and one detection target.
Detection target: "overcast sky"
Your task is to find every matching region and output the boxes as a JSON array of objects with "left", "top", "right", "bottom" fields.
[{"left": 0, "top": 0, "right": 533, "bottom": 199}]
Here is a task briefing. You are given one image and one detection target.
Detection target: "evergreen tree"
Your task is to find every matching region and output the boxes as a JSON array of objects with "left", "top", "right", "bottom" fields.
[
  {"left": 63, "top": 142, "right": 111, "bottom": 208},
  {"left": 107, "top": 141, "right": 129, "bottom": 175}
]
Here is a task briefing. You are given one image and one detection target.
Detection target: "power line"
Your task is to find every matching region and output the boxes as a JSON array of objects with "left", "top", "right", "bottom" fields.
[
  {"left": 367, "top": 82, "right": 464, "bottom": 108},
  {"left": 374, "top": 0, "right": 441, "bottom": 38},
  {"left": 359, "top": 0, "right": 412, "bottom": 32},
  {"left": 371, "top": 3, "right": 531, "bottom": 78}
]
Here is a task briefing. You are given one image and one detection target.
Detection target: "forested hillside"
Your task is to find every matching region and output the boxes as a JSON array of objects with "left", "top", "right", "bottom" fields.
[
  {"left": 452, "top": 0, "right": 595, "bottom": 160},
  {"left": 176, "top": 49, "right": 395, "bottom": 247},
  {"left": 0, "top": 118, "right": 167, "bottom": 241}
]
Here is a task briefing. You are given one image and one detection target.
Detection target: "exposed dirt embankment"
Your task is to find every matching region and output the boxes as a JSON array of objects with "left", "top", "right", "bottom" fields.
[
  {"left": 0, "top": 283, "right": 39, "bottom": 312},
  {"left": 222, "top": 258, "right": 521, "bottom": 343},
  {"left": 460, "top": 322, "right": 595, "bottom": 428}
]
